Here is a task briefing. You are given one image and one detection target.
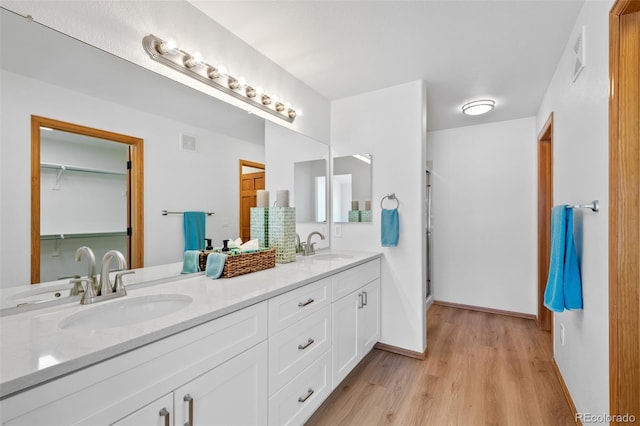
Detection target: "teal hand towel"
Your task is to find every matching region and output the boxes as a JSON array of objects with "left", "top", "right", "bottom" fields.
[
  {"left": 381, "top": 208, "right": 399, "bottom": 247},
  {"left": 206, "top": 253, "right": 227, "bottom": 279},
  {"left": 544, "top": 206, "right": 583, "bottom": 312},
  {"left": 184, "top": 211, "right": 206, "bottom": 251},
  {"left": 181, "top": 250, "right": 201, "bottom": 274}
]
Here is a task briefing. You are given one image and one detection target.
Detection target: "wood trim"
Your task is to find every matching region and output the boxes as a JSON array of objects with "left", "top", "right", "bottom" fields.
[
  {"left": 30, "top": 116, "right": 144, "bottom": 283},
  {"left": 609, "top": 1, "right": 640, "bottom": 422},
  {"left": 537, "top": 113, "right": 554, "bottom": 332},
  {"left": 552, "top": 358, "right": 582, "bottom": 426},
  {"left": 433, "top": 300, "right": 537, "bottom": 320},
  {"left": 238, "top": 159, "right": 265, "bottom": 238},
  {"left": 374, "top": 342, "right": 427, "bottom": 360}
]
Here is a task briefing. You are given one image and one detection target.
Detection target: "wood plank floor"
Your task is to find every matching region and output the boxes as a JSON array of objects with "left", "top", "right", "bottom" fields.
[{"left": 306, "top": 304, "right": 575, "bottom": 426}]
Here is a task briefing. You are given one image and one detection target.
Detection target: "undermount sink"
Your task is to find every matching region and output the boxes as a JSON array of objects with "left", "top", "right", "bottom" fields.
[
  {"left": 312, "top": 253, "right": 354, "bottom": 261},
  {"left": 58, "top": 294, "right": 193, "bottom": 331}
]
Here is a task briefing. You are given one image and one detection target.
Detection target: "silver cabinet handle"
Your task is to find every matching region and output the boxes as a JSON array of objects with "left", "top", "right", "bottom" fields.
[
  {"left": 358, "top": 293, "right": 363, "bottom": 309},
  {"left": 298, "top": 298, "right": 314, "bottom": 307},
  {"left": 159, "top": 408, "right": 170, "bottom": 426},
  {"left": 363, "top": 291, "right": 368, "bottom": 306},
  {"left": 298, "top": 338, "right": 315, "bottom": 350},
  {"left": 298, "top": 388, "right": 315, "bottom": 403},
  {"left": 183, "top": 394, "right": 194, "bottom": 426}
]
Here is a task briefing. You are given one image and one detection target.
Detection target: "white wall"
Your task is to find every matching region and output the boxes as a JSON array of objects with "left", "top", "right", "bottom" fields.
[
  {"left": 0, "top": 70, "right": 264, "bottom": 288},
  {"left": 536, "top": 0, "right": 612, "bottom": 418},
  {"left": 1, "top": 0, "right": 330, "bottom": 143},
  {"left": 331, "top": 80, "right": 427, "bottom": 354},
  {"left": 427, "top": 117, "right": 538, "bottom": 315},
  {"left": 264, "top": 122, "right": 330, "bottom": 250}
]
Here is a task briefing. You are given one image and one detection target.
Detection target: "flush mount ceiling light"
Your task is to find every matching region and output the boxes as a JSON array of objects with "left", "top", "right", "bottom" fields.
[
  {"left": 142, "top": 34, "right": 298, "bottom": 122},
  {"left": 461, "top": 99, "right": 495, "bottom": 116}
]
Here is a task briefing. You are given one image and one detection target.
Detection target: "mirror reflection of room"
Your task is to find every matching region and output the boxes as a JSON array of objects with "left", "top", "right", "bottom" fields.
[
  {"left": 39, "top": 128, "right": 129, "bottom": 282},
  {"left": 332, "top": 154, "right": 372, "bottom": 223}
]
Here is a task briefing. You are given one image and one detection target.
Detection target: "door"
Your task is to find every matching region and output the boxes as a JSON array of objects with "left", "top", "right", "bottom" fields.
[
  {"left": 331, "top": 290, "right": 360, "bottom": 388},
  {"left": 239, "top": 160, "right": 265, "bottom": 242},
  {"left": 111, "top": 393, "right": 173, "bottom": 426},
  {"left": 609, "top": 1, "right": 640, "bottom": 421},
  {"left": 174, "top": 341, "right": 268, "bottom": 426},
  {"left": 537, "top": 113, "right": 553, "bottom": 332},
  {"left": 360, "top": 279, "right": 381, "bottom": 355}
]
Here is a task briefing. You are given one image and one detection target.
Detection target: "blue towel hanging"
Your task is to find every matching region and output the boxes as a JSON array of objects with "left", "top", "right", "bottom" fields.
[
  {"left": 183, "top": 211, "right": 206, "bottom": 251},
  {"left": 544, "top": 205, "right": 583, "bottom": 312},
  {"left": 381, "top": 208, "right": 399, "bottom": 247}
]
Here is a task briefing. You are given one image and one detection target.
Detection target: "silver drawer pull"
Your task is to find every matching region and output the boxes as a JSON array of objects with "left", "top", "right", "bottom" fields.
[
  {"left": 298, "top": 388, "right": 315, "bottom": 403},
  {"left": 183, "top": 394, "right": 194, "bottom": 426},
  {"left": 298, "top": 338, "right": 315, "bottom": 350},
  {"left": 159, "top": 408, "right": 170, "bottom": 426},
  {"left": 298, "top": 298, "right": 314, "bottom": 307}
]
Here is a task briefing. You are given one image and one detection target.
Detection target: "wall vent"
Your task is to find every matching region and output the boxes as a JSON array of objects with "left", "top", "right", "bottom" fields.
[
  {"left": 572, "top": 26, "right": 585, "bottom": 82},
  {"left": 180, "top": 133, "right": 197, "bottom": 152}
]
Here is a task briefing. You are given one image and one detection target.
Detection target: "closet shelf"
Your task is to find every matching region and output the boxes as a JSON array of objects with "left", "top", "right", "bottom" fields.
[
  {"left": 40, "top": 162, "right": 127, "bottom": 176},
  {"left": 40, "top": 231, "right": 127, "bottom": 241}
]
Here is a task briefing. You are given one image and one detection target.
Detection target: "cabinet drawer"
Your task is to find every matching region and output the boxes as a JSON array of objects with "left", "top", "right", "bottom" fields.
[
  {"left": 268, "top": 277, "right": 331, "bottom": 336},
  {"left": 269, "top": 306, "right": 331, "bottom": 395},
  {"left": 331, "top": 259, "right": 381, "bottom": 302},
  {"left": 268, "top": 350, "right": 332, "bottom": 426}
]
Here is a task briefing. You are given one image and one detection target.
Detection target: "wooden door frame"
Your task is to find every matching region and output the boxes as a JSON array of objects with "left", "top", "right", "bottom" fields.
[
  {"left": 537, "top": 112, "right": 553, "bottom": 332},
  {"left": 609, "top": 0, "right": 640, "bottom": 422},
  {"left": 238, "top": 159, "right": 265, "bottom": 238},
  {"left": 31, "top": 116, "right": 144, "bottom": 283}
]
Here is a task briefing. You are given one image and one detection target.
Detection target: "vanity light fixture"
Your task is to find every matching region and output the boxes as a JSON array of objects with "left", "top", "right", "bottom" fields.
[
  {"left": 142, "top": 34, "right": 298, "bottom": 122},
  {"left": 461, "top": 99, "right": 495, "bottom": 116}
]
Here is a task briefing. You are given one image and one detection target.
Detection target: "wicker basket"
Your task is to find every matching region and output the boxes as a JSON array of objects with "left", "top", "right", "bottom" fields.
[{"left": 199, "top": 248, "right": 276, "bottom": 278}]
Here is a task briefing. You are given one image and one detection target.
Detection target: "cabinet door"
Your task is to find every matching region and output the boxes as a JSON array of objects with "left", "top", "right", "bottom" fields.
[
  {"left": 174, "top": 341, "right": 268, "bottom": 426},
  {"left": 359, "top": 279, "right": 381, "bottom": 355},
  {"left": 111, "top": 393, "right": 173, "bottom": 426},
  {"left": 331, "top": 290, "right": 360, "bottom": 388}
]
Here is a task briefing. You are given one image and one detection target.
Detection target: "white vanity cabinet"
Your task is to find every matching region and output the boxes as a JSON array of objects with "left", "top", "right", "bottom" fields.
[
  {"left": 1, "top": 302, "right": 268, "bottom": 426},
  {"left": 331, "top": 261, "right": 381, "bottom": 388}
]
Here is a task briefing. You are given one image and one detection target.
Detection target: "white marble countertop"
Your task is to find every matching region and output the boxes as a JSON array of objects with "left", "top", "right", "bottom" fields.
[{"left": 0, "top": 250, "right": 381, "bottom": 399}]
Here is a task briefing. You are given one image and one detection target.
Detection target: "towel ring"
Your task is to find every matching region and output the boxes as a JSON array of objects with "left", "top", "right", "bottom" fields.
[{"left": 380, "top": 193, "right": 399, "bottom": 209}]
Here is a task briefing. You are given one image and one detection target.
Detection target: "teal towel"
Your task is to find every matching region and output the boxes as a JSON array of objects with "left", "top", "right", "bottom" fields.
[
  {"left": 381, "top": 208, "right": 399, "bottom": 247},
  {"left": 544, "top": 206, "right": 583, "bottom": 312},
  {"left": 181, "top": 250, "right": 201, "bottom": 274},
  {"left": 206, "top": 253, "right": 227, "bottom": 279},
  {"left": 184, "top": 211, "right": 206, "bottom": 251}
]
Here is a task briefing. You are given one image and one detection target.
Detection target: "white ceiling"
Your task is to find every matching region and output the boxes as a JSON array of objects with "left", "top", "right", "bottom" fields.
[{"left": 188, "top": 0, "right": 585, "bottom": 131}]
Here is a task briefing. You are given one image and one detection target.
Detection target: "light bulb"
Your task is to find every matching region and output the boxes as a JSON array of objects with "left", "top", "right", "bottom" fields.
[
  {"left": 218, "top": 65, "right": 227, "bottom": 76},
  {"left": 284, "top": 102, "right": 292, "bottom": 110},
  {"left": 238, "top": 76, "right": 247, "bottom": 87},
  {"left": 255, "top": 86, "right": 264, "bottom": 96},
  {"left": 156, "top": 38, "right": 178, "bottom": 55},
  {"left": 193, "top": 52, "right": 204, "bottom": 65}
]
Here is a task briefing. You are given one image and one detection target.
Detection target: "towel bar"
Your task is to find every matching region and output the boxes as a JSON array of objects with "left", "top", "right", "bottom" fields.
[
  {"left": 568, "top": 200, "right": 599, "bottom": 212},
  {"left": 380, "top": 193, "right": 400, "bottom": 209},
  {"left": 162, "top": 210, "right": 215, "bottom": 216}
]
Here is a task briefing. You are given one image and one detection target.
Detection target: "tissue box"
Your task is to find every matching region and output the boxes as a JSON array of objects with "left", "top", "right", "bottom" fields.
[{"left": 199, "top": 248, "right": 276, "bottom": 278}]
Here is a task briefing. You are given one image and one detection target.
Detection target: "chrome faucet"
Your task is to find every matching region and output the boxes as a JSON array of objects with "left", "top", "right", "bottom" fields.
[
  {"left": 73, "top": 247, "right": 133, "bottom": 304},
  {"left": 99, "top": 250, "right": 127, "bottom": 296},
  {"left": 303, "top": 231, "right": 325, "bottom": 256}
]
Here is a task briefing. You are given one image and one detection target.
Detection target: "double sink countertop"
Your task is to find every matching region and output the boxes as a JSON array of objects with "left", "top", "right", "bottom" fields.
[{"left": 0, "top": 250, "right": 381, "bottom": 399}]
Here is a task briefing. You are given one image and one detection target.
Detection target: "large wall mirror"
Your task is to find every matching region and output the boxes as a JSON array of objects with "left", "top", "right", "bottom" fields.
[
  {"left": 1, "top": 8, "right": 329, "bottom": 289},
  {"left": 332, "top": 154, "right": 373, "bottom": 223},
  {"left": 31, "top": 116, "right": 144, "bottom": 283}
]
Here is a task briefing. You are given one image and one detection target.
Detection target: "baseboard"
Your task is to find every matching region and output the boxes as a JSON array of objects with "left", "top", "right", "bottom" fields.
[
  {"left": 552, "top": 358, "right": 581, "bottom": 425},
  {"left": 433, "top": 300, "right": 536, "bottom": 320},
  {"left": 374, "top": 342, "right": 427, "bottom": 360}
]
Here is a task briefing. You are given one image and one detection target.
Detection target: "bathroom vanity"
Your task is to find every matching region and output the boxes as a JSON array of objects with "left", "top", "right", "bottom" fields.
[{"left": 0, "top": 250, "right": 381, "bottom": 425}]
